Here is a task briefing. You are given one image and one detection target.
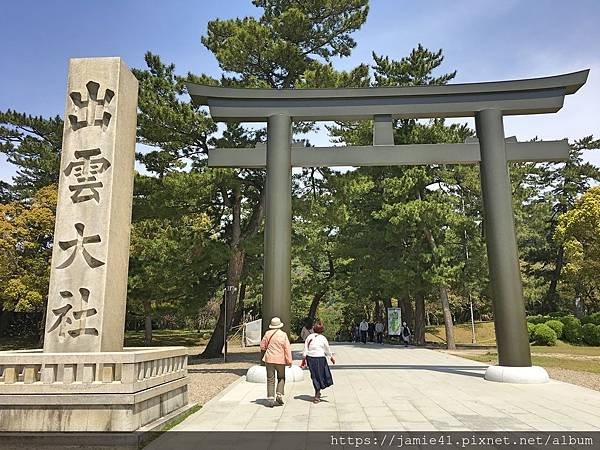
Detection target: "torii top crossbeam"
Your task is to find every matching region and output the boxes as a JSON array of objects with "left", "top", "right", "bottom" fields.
[
  {"left": 187, "top": 70, "right": 588, "bottom": 121},
  {"left": 186, "top": 70, "right": 588, "bottom": 168}
]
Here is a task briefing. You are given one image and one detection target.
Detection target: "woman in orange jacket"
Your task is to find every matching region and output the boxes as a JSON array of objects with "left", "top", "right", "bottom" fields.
[{"left": 260, "top": 317, "right": 293, "bottom": 407}]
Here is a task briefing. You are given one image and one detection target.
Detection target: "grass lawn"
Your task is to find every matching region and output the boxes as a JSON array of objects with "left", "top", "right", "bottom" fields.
[
  {"left": 124, "top": 329, "right": 210, "bottom": 348},
  {"left": 429, "top": 321, "right": 600, "bottom": 375},
  {"left": 0, "top": 336, "right": 38, "bottom": 351},
  {"left": 531, "top": 340, "right": 600, "bottom": 356},
  {"left": 426, "top": 321, "right": 497, "bottom": 345},
  {"left": 463, "top": 351, "right": 600, "bottom": 374},
  {"left": 0, "top": 329, "right": 213, "bottom": 351}
]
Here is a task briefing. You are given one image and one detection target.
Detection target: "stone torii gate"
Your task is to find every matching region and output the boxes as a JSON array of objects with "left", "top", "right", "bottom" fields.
[{"left": 187, "top": 70, "right": 588, "bottom": 383}]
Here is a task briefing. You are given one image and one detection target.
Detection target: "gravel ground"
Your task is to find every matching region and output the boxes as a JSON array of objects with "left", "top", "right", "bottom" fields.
[
  {"left": 185, "top": 344, "right": 262, "bottom": 405},
  {"left": 545, "top": 367, "right": 600, "bottom": 391}
]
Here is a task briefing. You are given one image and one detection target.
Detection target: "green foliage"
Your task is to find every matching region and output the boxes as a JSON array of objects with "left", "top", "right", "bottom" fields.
[
  {"left": 527, "top": 322, "right": 537, "bottom": 342},
  {"left": 527, "top": 315, "right": 551, "bottom": 325},
  {"left": 0, "top": 185, "right": 56, "bottom": 313},
  {"left": 532, "top": 323, "right": 557, "bottom": 346},
  {"left": 581, "top": 323, "right": 600, "bottom": 346},
  {"left": 582, "top": 312, "right": 600, "bottom": 326},
  {"left": 559, "top": 315, "right": 582, "bottom": 344},
  {"left": 202, "top": 0, "right": 369, "bottom": 88},
  {"left": 0, "top": 111, "right": 62, "bottom": 198},
  {"left": 555, "top": 185, "right": 600, "bottom": 311},
  {"left": 544, "top": 319, "right": 564, "bottom": 339}
]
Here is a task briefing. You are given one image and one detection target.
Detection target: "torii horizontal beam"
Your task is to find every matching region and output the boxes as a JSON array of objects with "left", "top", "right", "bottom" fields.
[
  {"left": 187, "top": 70, "right": 588, "bottom": 121},
  {"left": 207, "top": 140, "right": 569, "bottom": 168}
]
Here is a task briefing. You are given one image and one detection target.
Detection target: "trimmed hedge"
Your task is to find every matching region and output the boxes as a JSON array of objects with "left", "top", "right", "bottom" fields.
[
  {"left": 527, "top": 315, "right": 551, "bottom": 325},
  {"left": 582, "top": 323, "right": 600, "bottom": 346},
  {"left": 582, "top": 312, "right": 600, "bottom": 326},
  {"left": 559, "top": 315, "right": 582, "bottom": 344},
  {"left": 532, "top": 324, "right": 557, "bottom": 346},
  {"left": 544, "top": 320, "right": 564, "bottom": 340}
]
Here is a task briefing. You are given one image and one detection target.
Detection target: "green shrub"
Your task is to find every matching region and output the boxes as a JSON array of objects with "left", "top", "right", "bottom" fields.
[
  {"left": 533, "top": 324, "right": 557, "bottom": 346},
  {"left": 582, "top": 312, "right": 600, "bottom": 326},
  {"left": 559, "top": 315, "right": 582, "bottom": 344},
  {"left": 581, "top": 324, "right": 600, "bottom": 346},
  {"left": 549, "top": 311, "right": 568, "bottom": 318},
  {"left": 527, "top": 315, "right": 551, "bottom": 325},
  {"left": 544, "top": 320, "right": 564, "bottom": 340},
  {"left": 527, "top": 322, "right": 537, "bottom": 342}
]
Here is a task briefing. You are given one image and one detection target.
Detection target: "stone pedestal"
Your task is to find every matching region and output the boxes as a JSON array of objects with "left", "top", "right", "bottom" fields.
[
  {"left": 245, "top": 364, "right": 304, "bottom": 384},
  {"left": 0, "top": 347, "right": 188, "bottom": 431},
  {"left": 484, "top": 365, "right": 549, "bottom": 384}
]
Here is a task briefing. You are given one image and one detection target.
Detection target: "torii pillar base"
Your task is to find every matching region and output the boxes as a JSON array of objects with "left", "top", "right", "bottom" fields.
[{"left": 485, "top": 365, "right": 549, "bottom": 384}]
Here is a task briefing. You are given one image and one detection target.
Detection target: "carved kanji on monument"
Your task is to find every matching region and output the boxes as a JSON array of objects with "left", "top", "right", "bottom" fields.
[
  {"left": 68, "top": 80, "right": 115, "bottom": 131},
  {"left": 44, "top": 58, "right": 138, "bottom": 353},
  {"left": 63, "top": 148, "right": 112, "bottom": 203},
  {"left": 48, "top": 288, "right": 99, "bottom": 341}
]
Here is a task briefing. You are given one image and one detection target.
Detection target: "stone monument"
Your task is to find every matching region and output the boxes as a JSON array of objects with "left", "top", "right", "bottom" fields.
[{"left": 0, "top": 57, "right": 189, "bottom": 432}]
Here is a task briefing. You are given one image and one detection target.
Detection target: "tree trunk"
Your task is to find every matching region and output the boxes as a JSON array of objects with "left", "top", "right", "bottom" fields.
[
  {"left": 414, "top": 293, "right": 426, "bottom": 346},
  {"left": 374, "top": 299, "right": 381, "bottom": 320},
  {"left": 439, "top": 285, "right": 456, "bottom": 350},
  {"left": 143, "top": 299, "right": 152, "bottom": 346},
  {"left": 544, "top": 246, "right": 564, "bottom": 313},
  {"left": 201, "top": 182, "right": 265, "bottom": 358},
  {"left": 423, "top": 225, "right": 456, "bottom": 350},
  {"left": 231, "top": 282, "right": 247, "bottom": 329},
  {"left": 308, "top": 289, "right": 326, "bottom": 321},
  {"left": 398, "top": 296, "right": 413, "bottom": 329},
  {"left": 201, "top": 246, "right": 245, "bottom": 358},
  {"left": 37, "top": 308, "right": 46, "bottom": 348},
  {"left": 307, "top": 251, "right": 335, "bottom": 320}
]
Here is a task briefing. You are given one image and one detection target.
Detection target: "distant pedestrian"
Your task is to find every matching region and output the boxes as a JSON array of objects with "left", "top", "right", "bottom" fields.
[
  {"left": 375, "top": 320, "right": 385, "bottom": 344},
  {"left": 368, "top": 321, "right": 375, "bottom": 342},
  {"left": 260, "top": 317, "right": 292, "bottom": 407},
  {"left": 401, "top": 322, "right": 412, "bottom": 347},
  {"left": 300, "top": 317, "right": 314, "bottom": 341},
  {"left": 359, "top": 319, "right": 369, "bottom": 344},
  {"left": 302, "top": 322, "right": 335, "bottom": 403}
]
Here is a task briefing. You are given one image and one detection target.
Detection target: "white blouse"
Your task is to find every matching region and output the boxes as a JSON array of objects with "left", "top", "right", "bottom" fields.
[{"left": 302, "top": 333, "right": 333, "bottom": 358}]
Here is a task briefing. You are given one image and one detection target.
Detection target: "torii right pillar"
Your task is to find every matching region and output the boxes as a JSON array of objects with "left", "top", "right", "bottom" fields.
[{"left": 476, "top": 109, "right": 548, "bottom": 383}]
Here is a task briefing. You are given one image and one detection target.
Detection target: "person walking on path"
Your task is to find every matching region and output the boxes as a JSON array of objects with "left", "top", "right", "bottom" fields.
[
  {"left": 368, "top": 321, "right": 375, "bottom": 343},
  {"left": 302, "top": 323, "right": 335, "bottom": 403},
  {"left": 359, "top": 319, "right": 369, "bottom": 344},
  {"left": 375, "top": 320, "right": 385, "bottom": 344},
  {"left": 300, "top": 317, "right": 314, "bottom": 341},
  {"left": 401, "top": 322, "right": 412, "bottom": 347},
  {"left": 260, "top": 317, "right": 293, "bottom": 407}
]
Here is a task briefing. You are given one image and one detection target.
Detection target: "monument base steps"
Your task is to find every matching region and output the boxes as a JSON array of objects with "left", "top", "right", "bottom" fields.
[{"left": 0, "top": 347, "right": 189, "bottom": 432}]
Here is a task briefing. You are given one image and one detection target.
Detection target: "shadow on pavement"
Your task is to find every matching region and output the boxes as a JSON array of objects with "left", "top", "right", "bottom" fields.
[{"left": 329, "top": 364, "right": 487, "bottom": 378}]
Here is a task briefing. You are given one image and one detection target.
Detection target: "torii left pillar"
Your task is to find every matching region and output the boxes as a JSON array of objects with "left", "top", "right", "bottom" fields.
[{"left": 262, "top": 114, "right": 292, "bottom": 334}]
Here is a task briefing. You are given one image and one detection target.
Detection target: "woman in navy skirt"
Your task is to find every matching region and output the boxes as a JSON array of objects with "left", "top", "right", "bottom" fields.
[{"left": 302, "top": 323, "right": 335, "bottom": 403}]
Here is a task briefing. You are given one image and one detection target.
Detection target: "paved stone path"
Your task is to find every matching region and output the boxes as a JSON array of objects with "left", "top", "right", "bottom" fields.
[{"left": 148, "top": 343, "right": 600, "bottom": 447}]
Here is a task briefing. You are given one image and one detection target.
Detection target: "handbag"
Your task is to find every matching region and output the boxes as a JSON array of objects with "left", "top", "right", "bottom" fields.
[{"left": 300, "top": 337, "right": 313, "bottom": 369}]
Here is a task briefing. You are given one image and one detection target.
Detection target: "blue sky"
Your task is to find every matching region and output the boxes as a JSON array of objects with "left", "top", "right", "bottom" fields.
[{"left": 1, "top": 0, "right": 599, "bottom": 181}]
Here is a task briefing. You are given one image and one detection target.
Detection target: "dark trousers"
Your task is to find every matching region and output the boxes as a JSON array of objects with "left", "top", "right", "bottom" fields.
[
  {"left": 376, "top": 332, "right": 384, "bottom": 344},
  {"left": 360, "top": 330, "right": 367, "bottom": 343}
]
